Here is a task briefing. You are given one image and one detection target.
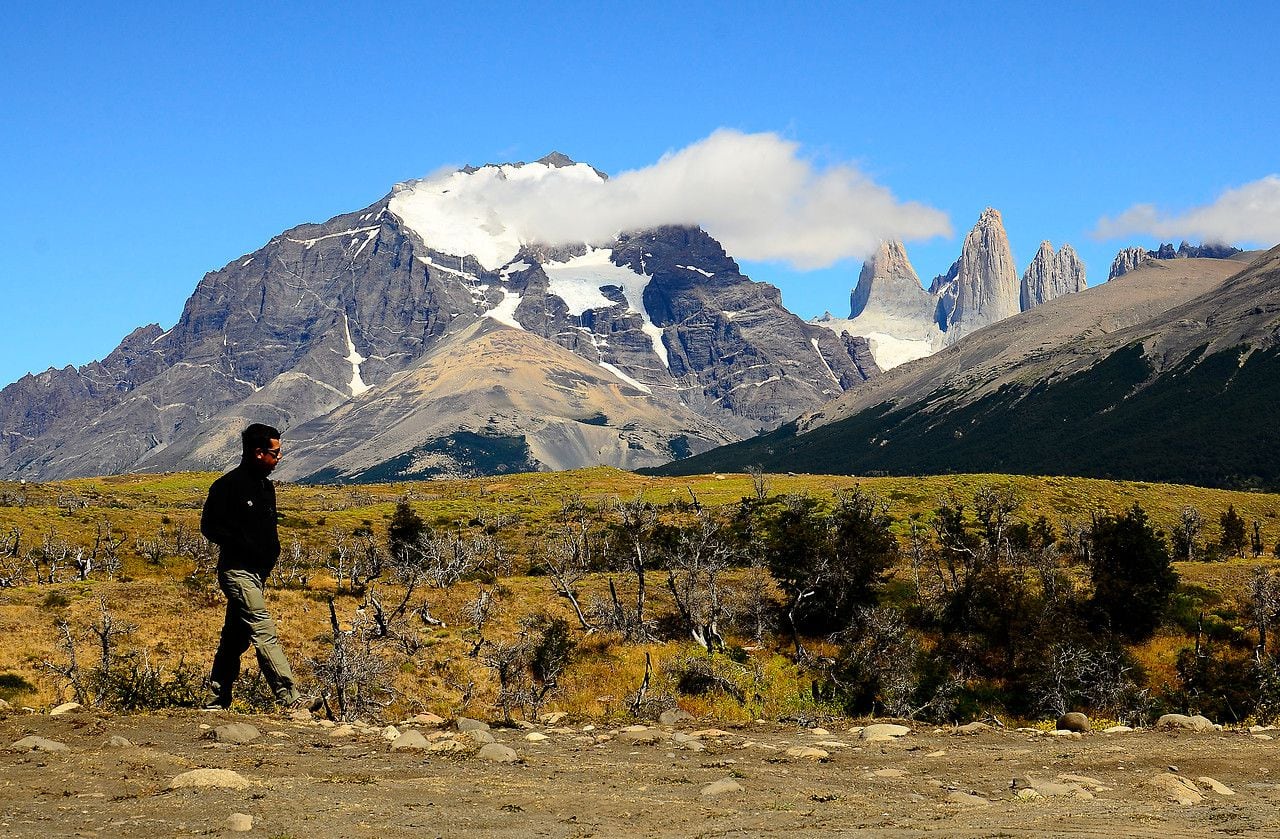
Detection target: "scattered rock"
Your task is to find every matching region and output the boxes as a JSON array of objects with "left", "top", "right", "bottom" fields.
[
  {"left": 816, "top": 740, "right": 852, "bottom": 749},
  {"left": 429, "top": 740, "right": 469, "bottom": 755},
  {"left": 659, "top": 708, "right": 694, "bottom": 726},
  {"left": 871, "top": 768, "right": 907, "bottom": 778},
  {"left": 860, "top": 724, "right": 910, "bottom": 742},
  {"left": 700, "top": 778, "right": 744, "bottom": 797},
  {"left": 1148, "top": 773, "right": 1203, "bottom": 804},
  {"left": 286, "top": 710, "right": 312, "bottom": 723},
  {"left": 390, "top": 730, "right": 430, "bottom": 751},
  {"left": 1033, "top": 780, "right": 1092, "bottom": 799},
  {"left": 1197, "top": 776, "right": 1235, "bottom": 796},
  {"left": 1102, "top": 725, "right": 1133, "bottom": 734},
  {"left": 0, "top": 698, "right": 11, "bottom": 712},
  {"left": 1155, "top": 713, "right": 1217, "bottom": 732},
  {"left": 10, "top": 736, "right": 69, "bottom": 753},
  {"left": 786, "top": 746, "right": 830, "bottom": 760},
  {"left": 102, "top": 735, "right": 133, "bottom": 749},
  {"left": 212, "top": 723, "right": 261, "bottom": 745},
  {"left": 227, "top": 813, "right": 254, "bottom": 832},
  {"left": 169, "top": 768, "right": 251, "bottom": 791},
  {"left": 380, "top": 725, "right": 400, "bottom": 741},
  {"left": 476, "top": 743, "right": 518, "bottom": 763},
  {"left": 525, "top": 732, "right": 549, "bottom": 742},
  {"left": 946, "top": 791, "right": 990, "bottom": 807},
  {"left": 1046, "top": 729, "right": 1081, "bottom": 739},
  {"left": 690, "top": 728, "right": 733, "bottom": 738},
  {"left": 1056, "top": 712, "right": 1090, "bottom": 732},
  {"left": 455, "top": 717, "right": 490, "bottom": 733},
  {"left": 618, "top": 729, "right": 662, "bottom": 746},
  {"left": 952, "top": 722, "right": 991, "bottom": 736},
  {"left": 328, "top": 724, "right": 356, "bottom": 739},
  {"left": 465, "top": 729, "right": 496, "bottom": 746},
  {"left": 1015, "top": 788, "right": 1042, "bottom": 800},
  {"left": 538, "top": 711, "right": 568, "bottom": 725},
  {"left": 49, "top": 701, "right": 82, "bottom": 716},
  {"left": 407, "top": 712, "right": 445, "bottom": 727},
  {"left": 808, "top": 727, "right": 831, "bottom": 736}
]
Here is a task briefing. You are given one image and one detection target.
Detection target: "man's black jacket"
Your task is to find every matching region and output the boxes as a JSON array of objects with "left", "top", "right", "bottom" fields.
[{"left": 200, "top": 461, "right": 281, "bottom": 575}]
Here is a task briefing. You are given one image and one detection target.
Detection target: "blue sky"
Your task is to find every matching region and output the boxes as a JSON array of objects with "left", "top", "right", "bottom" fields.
[{"left": 3, "top": 1, "right": 1279, "bottom": 387}]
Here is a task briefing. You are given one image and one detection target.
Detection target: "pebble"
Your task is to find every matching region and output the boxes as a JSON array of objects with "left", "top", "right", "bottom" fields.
[
  {"left": 170, "top": 768, "right": 251, "bottom": 790},
  {"left": 456, "top": 717, "right": 490, "bottom": 733},
  {"left": 476, "top": 743, "right": 518, "bottom": 763},
  {"left": 227, "top": 812, "right": 254, "bottom": 832},
  {"left": 1102, "top": 725, "right": 1134, "bottom": 734},
  {"left": 390, "top": 730, "right": 431, "bottom": 751},
  {"left": 859, "top": 723, "right": 910, "bottom": 742},
  {"left": 212, "top": 723, "right": 261, "bottom": 745},
  {"left": 10, "top": 735, "right": 69, "bottom": 753},
  {"left": 525, "top": 732, "right": 549, "bottom": 742},
  {"left": 49, "top": 701, "right": 82, "bottom": 716},
  {"left": 700, "top": 778, "right": 744, "bottom": 797}
]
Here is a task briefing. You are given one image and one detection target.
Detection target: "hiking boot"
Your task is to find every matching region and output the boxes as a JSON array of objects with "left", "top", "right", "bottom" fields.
[{"left": 284, "top": 694, "right": 324, "bottom": 714}]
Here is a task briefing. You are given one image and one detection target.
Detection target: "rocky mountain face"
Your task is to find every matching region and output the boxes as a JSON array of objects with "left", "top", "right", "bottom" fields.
[
  {"left": 1020, "top": 241, "right": 1086, "bottom": 309},
  {"left": 944, "top": 208, "right": 1022, "bottom": 339},
  {"left": 813, "top": 208, "right": 1086, "bottom": 369},
  {"left": 1108, "top": 240, "right": 1244, "bottom": 279},
  {"left": 654, "top": 248, "right": 1277, "bottom": 490},
  {"left": 0, "top": 155, "right": 877, "bottom": 481}
]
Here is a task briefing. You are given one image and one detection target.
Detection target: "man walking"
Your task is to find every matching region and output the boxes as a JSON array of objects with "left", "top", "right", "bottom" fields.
[{"left": 200, "top": 423, "right": 313, "bottom": 711}]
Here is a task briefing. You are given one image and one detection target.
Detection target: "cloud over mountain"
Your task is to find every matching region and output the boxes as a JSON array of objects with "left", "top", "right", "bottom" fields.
[
  {"left": 403, "top": 130, "right": 951, "bottom": 270},
  {"left": 1094, "top": 175, "right": 1280, "bottom": 245}
]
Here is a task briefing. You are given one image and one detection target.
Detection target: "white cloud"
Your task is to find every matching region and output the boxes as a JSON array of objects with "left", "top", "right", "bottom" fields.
[
  {"left": 1094, "top": 175, "right": 1280, "bottom": 245},
  {"left": 391, "top": 130, "right": 951, "bottom": 271}
]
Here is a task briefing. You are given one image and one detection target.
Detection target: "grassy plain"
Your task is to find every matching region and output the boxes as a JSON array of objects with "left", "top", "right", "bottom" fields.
[{"left": 1, "top": 468, "right": 1278, "bottom": 723}]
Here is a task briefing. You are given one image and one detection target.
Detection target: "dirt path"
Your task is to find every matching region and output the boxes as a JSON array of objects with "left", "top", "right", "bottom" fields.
[{"left": 3, "top": 708, "right": 1278, "bottom": 838}]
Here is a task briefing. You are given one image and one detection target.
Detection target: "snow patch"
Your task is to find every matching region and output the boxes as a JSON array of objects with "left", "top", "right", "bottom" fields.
[
  {"left": 809, "top": 338, "right": 840, "bottom": 383},
  {"left": 500, "top": 260, "right": 532, "bottom": 280},
  {"left": 353, "top": 228, "right": 379, "bottom": 258},
  {"left": 241, "top": 258, "right": 254, "bottom": 267},
  {"left": 543, "top": 248, "right": 669, "bottom": 369},
  {"left": 341, "top": 314, "right": 370, "bottom": 397},
  {"left": 483, "top": 289, "right": 524, "bottom": 329},
  {"left": 286, "top": 225, "right": 381, "bottom": 249},
  {"left": 677, "top": 264, "right": 714, "bottom": 278},
  {"left": 811, "top": 313, "right": 943, "bottom": 371}
]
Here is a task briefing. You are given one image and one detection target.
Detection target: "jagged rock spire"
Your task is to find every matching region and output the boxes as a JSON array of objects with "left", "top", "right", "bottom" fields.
[
  {"left": 849, "top": 240, "right": 935, "bottom": 322},
  {"left": 946, "top": 208, "right": 1020, "bottom": 339},
  {"left": 1021, "top": 241, "right": 1086, "bottom": 310}
]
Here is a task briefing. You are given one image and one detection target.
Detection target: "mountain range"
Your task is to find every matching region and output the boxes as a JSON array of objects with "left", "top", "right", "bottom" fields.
[{"left": 651, "top": 247, "right": 1279, "bottom": 490}]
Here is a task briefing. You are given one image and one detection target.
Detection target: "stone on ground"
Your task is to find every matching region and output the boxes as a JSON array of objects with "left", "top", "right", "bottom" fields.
[
  {"left": 952, "top": 722, "right": 991, "bottom": 735},
  {"left": 10, "top": 735, "right": 69, "bottom": 753},
  {"left": 1056, "top": 712, "right": 1090, "bottom": 732},
  {"left": 659, "top": 708, "right": 694, "bottom": 726},
  {"left": 103, "top": 735, "right": 133, "bottom": 748},
  {"left": 701, "top": 778, "right": 744, "bottom": 797},
  {"left": 465, "top": 728, "right": 496, "bottom": 745},
  {"left": 1148, "top": 773, "right": 1203, "bottom": 804},
  {"left": 618, "top": 729, "right": 662, "bottom": 745},
  {"left": 169, "top": 768, "right": 251, "bottom": 790},
  {"left": 1197, "top": 776, "right": 1235, "bottom": 795},
  {"left": 786, "top": 746, "right": 829, "bottom": 760},
  {"left": 455, "top": 717, "right": 490, "bottom": 733},
  {"left": 525, "top": 731, "right": 549, "bottom": 742},
  {"left": 227, "top": 812, "right": 254, "bottom": 832},
  {"left": 860, "top": 723, "right": 910, "bottom": 742},
  {"left": 380, "top": 725, "right": 400, "bottom": 741},
  {"left": 476, "top": 743, "right": 518, "bottom": 763},
  {"left": 538, "top": 711, "right": 568, "bottom": 725},
  {"left": 49, "top": 701, "right": 82, "bottom": 716},
  {"left": 408, "top": 712, "right": 446, "bottom": 727},
  {"left": 1155, "top": 713, "right": 1217, "bottom": 732},
  {"left": 212, "top": 723, "right": 261, "bottom": 744},
  {"left": 946, "top": 791, "right": 990, "bottom": 806},
  {"left": 390, "top": 730, "right": 430, "bottom": 751}
]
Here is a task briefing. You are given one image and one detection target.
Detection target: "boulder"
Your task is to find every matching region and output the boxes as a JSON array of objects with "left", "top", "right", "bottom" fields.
[
  {"left": 1148, "top": 773, "right": 1203, "bottom": 804},
  {"left": 700, "top": 778, "right": 744, "bottom": 797},
  {"left": 476, "top": 743, "right": 518, "bottom": 763},
  {"left": 390, "top": 730, "right": 430, "bottom": 751},
  {"left": 211, "top": 723, "right": 261, "bottom": 745},
  {"left": 1155, "top": 714, "right": 1217, "bottom": 732},
  {"left": 455, "top": 717, "right": 490, "bottom": 733},
  {"left": 659, "top": 708, "right": 694, "bottom": 726},
  {"left": 10, "top": 736, "right": 69, "bottom": 753},
  {"left": 1055, "top": 712, "right": 1091, "bottom": 733},
  {"left": 49, "top": 702, "right": 82, "bottom": 716},
  {"left": 859, "top": 723, "right": 911, "bottom": 742}
]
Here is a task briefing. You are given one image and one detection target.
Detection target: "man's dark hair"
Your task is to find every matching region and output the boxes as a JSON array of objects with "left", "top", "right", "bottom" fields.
[{"left": 241, "top": 423, "right": 281, "bottom": 456}]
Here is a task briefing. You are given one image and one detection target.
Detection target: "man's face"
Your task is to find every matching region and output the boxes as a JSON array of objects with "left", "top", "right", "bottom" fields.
[{"left": 253, "top": 438, "right": 282, "bottom": 474}]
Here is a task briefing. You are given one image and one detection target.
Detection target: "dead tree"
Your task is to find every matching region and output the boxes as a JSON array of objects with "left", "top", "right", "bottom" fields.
[
  {"left": 665, "top": 508, "right": 734, "bottom": 651},
  {"left": 613, "top": 497, "right": 659, "bottom": 641}
]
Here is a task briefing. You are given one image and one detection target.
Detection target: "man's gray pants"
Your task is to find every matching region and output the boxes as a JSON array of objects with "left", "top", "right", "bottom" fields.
[{"left": 209, "top": 568, "right": 299, "bottom": 705}]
